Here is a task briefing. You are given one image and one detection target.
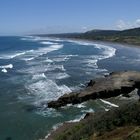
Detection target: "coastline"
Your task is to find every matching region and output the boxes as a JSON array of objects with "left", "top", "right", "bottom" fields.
[
  {"left": 41, "top": 71, "right": 140, "bottom": 140},
  {"left": 43, "top": 91, "right": 140, "bottom": 140},
  {"left": 52, "top": 37, "right": 140, "bottom": 49},
  {"left": 36, "top": 37, "right": 140, "bottom": 140}
]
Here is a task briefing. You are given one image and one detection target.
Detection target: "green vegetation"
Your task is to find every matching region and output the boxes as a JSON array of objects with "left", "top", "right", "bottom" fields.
[
  {"left": 54, "top": 102, "right": 140, "bottom": 140},
  {"left": 43, "top": 27, "right": 140, "bottom": 46}
]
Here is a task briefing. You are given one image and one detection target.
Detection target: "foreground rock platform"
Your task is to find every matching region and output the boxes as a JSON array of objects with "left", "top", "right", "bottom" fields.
[{"left": 48, "top": 71, "right": 140, "bottom": 108}]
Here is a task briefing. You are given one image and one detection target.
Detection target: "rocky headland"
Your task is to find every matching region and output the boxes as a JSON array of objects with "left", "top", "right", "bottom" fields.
[
  {"left": 48, "top": 71, "right": 140, "bottom": 108},
  {"left": 40, "top": 71, "right": 140, "bottom": 140}
]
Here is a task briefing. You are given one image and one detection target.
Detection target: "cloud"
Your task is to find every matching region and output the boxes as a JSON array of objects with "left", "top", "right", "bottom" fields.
[
  {"left": 135, "top": 19, "right": 140, "bottom": 25},
  {"left": 116, "top": 20, "right": 127, "bottom": 30},
  {"left": 82, "top": 26, "right": 88, "bottom": 30},
  {"left": 116, "top": 18, "right": 140, "bottom": 30}
]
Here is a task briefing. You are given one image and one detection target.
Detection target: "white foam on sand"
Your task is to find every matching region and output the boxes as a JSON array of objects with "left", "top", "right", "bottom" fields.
[
  {"left": 68, "top": 114, "right": 86, "bottom": 123},
  {"left": 100, "top": 99, "right": 119, "bottom": 108},
  {"left": 67, "top": 40, "right": 116, "bottom": 58},
  {"left": 68, "top": 40, "right": 116, "bottom": 72},
  {"left": 68, "top": 39, "right": 116, "bottom": 57},
  {"left": 67, "top": 40, "right": 94, "bottom": 46},
  {"left": 44, "top": 122, "right": 63, "bottom": 139},
  {"left": 52, "top": 123, "right": 63, "bottom": 130},
  {"left": 98, "top": 44, "right": 116, "bottom": 59}
]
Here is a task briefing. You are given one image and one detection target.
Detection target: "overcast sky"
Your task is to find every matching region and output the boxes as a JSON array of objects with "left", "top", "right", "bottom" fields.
[{"left": 0, "top": 0, "right": 140, "bottom": 35}]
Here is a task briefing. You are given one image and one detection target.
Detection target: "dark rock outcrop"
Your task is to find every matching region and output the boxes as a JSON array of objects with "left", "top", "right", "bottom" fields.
[{"left": 48, "top": 71, "right": 140, "bottom": 108}]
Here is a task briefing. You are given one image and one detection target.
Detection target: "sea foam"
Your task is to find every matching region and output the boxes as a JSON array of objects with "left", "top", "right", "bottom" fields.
[
  {"left": 22, "top": 44, "right": 63, "bottom": 61},
  {"left": 1, "top": 68, "right": 7, "bottom": 73},
  {"left": 0, "top": 64, "right": 13, "bottom": 73},
  {"left": 100, "top": 99, "right": 119, "bottom": 108},
  {"left": 25, "top": 79, "right": 71, "bottom": 105},
  {"left": 0, "top": 64, "right": 13, "bottom": 69},
  {"left": 68, "top": 114, "right": 86, "bottom": 123},
  {"left": 40, "top": 41, "right": 58, "bottom": 45}
]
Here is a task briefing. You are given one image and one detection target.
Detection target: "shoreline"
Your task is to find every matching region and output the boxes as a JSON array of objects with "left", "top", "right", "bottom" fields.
[
  {"left": 36, "top": 37, "right": 140, "bottom": 140},
  {"left": 46, "top": 36, "right": 140, "bottom": 49},
  {"left": 41, "top": 71, "right": 140, "bottom": 140},
  {"left": 43, "top": 91, "right": 140, "bottom": 140}
]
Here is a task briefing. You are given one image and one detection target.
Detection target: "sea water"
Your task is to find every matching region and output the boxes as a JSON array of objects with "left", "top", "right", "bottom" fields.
[{"left": 0, "top": 36, "right": 140, "bottom": 140}]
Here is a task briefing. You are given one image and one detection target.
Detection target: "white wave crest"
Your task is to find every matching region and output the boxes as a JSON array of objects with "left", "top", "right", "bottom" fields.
[
  {"left": 51, "top": 54, "right": 78, "bottom": 62},
  {"left": 21, "top": 36, "right": 64, "bottom": 42},
  {"left": 67, "top": 40, "right": 94, "bottom": 46},
  {"left": 25, "top": 79, "right": 71, "bottom": 105},
  {"left": 1, "top": 68, "right": 7, "bottom": 73},
  {"left": 68, "top": 114, "right": 86, "bottom": 123},
  {"left": 36, "top": 108, "right": 62, "bottom": 117},
  {"left": 0, "top": 64, "right": 13, "bottom": 69},
  {"left": 44, "top": 58, "right": 53, "bottom": 63},
  {"left": 81, "top": 108, "right": 94, "bottom": 113},
  {"left": 0, "top": 50, "right": 34, "bottom": 60},
  {"left": 67, "top": 40, "right": 116, "bottom": 59},
  {"left": 0, "top": 64, "right": 13, "bottom": 73},
  {"left": 32, "top": 73, "right": 46, "bottom": 80},
  {"left": 40, "top": 41, "right": 58, "bottom": 45},
  {"left": 74, "top": 103, "right": 86, "bottom": 108},
  {"left": 22, "top": 44, "right": 63, "bottom": 61},
  {"left": 96, "top": 44, "right": 116, "bottom": 59},
  {"left": 45, "top": 65, "right": 66, "bottom": 72},
  {"left": 23, "top": 57, "right": 35, "bottom": 61},
  {"left": 0, "top": 52, "right": 25, "bottom": 59},
  {"left": 54, "top": 73, "right": 70, "bottom": 80},
  {"left": 100, "top": 99, "right": 119, "bottom": 108},
  {"left": 0, "top": 44, "right": 63, "bottom": 61}
]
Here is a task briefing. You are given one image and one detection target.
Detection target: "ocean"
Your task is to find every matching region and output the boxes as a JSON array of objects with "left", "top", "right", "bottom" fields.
[{"left": 0, "top": 36, "right": 140, "bottom": 140}]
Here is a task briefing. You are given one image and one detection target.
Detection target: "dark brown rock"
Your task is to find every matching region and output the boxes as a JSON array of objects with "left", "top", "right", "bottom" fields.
[{"left": 48, "top": 71, "right": 140, "bottom": 108}]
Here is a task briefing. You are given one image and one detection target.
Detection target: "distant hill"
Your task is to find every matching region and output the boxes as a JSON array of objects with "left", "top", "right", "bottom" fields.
[
  {"left": 38, "top": 27, "right": 140, "bottom": 45},
  {"left": 84, "top": 27, "right": 140, "bottom": 36},
  {"left": 118, "top": 27, "right": 140, "bottom": 36}
]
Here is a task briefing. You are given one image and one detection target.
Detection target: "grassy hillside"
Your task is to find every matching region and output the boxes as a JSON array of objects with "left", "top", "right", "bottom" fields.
[
  {"left": 53, "top": 101, "right": 140, "bottom": 140},
  {"left": 41, "top": 27, "right": 140, "bottom": 46}
]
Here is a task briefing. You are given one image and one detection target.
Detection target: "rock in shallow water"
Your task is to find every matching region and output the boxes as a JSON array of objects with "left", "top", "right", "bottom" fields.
[{"left": 48, "top": 71, "right": 140, "bottom": 108}]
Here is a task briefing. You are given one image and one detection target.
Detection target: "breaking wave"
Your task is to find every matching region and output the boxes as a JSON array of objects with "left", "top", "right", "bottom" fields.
[
  {"left": 21, "top": 44, "right": 63, "bottom": 61},
  {"left": 0, "top": 44, "right": 63, "bottom": 61},
  {"left": 100, "top": 99, "right": 119, "bottom": 108},
  {"left": 40, "top": 41, "right": 58, "bottom": 45},
  {"left": 68, "top": 114, "right": 86, "bottom": 123},
  {"left": 0, "top": 50, "right": 33, "bottom": 60},
  {"left": 25, "top": 79, "right": 72, "bottom": 106},
  {"left": 0, "top": 64, "right": 13, "bottom": 73}
]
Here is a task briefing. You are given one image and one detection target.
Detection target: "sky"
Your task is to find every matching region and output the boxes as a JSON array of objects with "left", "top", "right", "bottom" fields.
[{"left": 0, "top": 0, "right": 140, "bottom": 35}]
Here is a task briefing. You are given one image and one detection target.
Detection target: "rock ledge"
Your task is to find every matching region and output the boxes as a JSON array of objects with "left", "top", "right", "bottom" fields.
[{"left": 48, "top": 71, "right": 140, "bottom": 108}]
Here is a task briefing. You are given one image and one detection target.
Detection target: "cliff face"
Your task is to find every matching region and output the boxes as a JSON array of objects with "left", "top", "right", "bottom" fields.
[
  {"left": 48, "top": 71, "right": 140, "bottom": 108},
  {"left": 45, "top": 101, "right": 140, "bottom": 140}
]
